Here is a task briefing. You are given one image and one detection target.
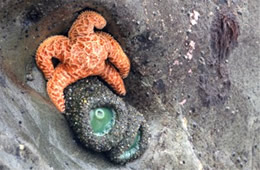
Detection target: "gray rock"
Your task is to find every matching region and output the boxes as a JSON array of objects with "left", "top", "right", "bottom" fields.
[{"left": 0, "top": 0, "right": 259, "bottom": 169}]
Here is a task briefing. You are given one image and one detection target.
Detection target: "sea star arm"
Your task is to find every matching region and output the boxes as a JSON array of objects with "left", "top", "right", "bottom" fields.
[
  {"left": 68, "top": 11, "right": 107, "bottom": 42},
  {"left": 47, "top": 65, "right": 77, "bottom": 112},
  {"left": 36, "top": 35, "right": 70, "bottom": 80},
  {"left": 96, "top": 32, "right": 130, "bottom": 78},
  {"left": 100, "top": 62, "right": 126, "bottom": 95}
]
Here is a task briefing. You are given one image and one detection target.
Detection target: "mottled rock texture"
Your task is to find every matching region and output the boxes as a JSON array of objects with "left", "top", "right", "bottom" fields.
[{"left": 0, "top": 0, "right": 259, "bottom": 169}]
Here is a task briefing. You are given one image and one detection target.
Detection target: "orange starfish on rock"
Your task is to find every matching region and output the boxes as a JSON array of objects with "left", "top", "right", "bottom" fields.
[{"left": 36, "top": 11, "right": 130, "bottom": 112}]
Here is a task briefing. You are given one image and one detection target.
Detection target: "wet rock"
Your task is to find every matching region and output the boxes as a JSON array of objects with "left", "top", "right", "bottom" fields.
[
  {"left": 199, "top": 7, "right": 240, "bottom": 107},
  {"left": 0, "top": 0, "right": 259, "bottom": 169},
  {"left": 26, "top": 5, "right": 43, "bottom": 23}
]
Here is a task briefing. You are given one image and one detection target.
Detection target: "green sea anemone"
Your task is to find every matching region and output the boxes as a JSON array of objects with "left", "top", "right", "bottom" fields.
[
  {"left": 107, "top": 112, "right": 150, "bottom": 164},
  {"left": 89, "top": 107, "right": 116, "bottom": 135},
  {"left": 64, "top": 77, "right": 149, "bottom": 163},
  {"left": 65, "top": 77, "right": 128, "bottom": 152}
]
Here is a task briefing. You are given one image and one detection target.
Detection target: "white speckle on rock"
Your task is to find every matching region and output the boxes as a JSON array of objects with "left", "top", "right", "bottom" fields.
[
  {"left": 189, "top": 40, "right": 195, "bottom": 49},
  {"left": 179, "top": 99, "right": 187, "bottom": 106},
  {"left": 182, "top": 117, "right": 188, "bottom": 130},
  {"left": 184, "top": 40, "right": 196, "bottom": 60},
  {"left": 19, "top": 144, "right": 25, "bottom": 150},
  {"left": 190, "top": 10, "right": 200, "bottom": 25},
  {"left": 173, "top": 60, "right": 180, "bottom": 66}
]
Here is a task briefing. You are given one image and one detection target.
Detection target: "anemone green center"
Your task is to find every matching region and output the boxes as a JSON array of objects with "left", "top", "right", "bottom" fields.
[
  {"left": 119, "top": 130, "right": 141, "bottom": 160},
  {"left": 95, "top": 109, "right": 105, "bottom": 119},
  {"left": 90, "top": 107, "right": 115, "bottom": 136}
]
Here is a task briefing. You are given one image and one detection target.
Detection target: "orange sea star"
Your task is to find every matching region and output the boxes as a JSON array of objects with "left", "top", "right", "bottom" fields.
[{"left": 36, "top": 11, "right": 130, "bottom": 112}]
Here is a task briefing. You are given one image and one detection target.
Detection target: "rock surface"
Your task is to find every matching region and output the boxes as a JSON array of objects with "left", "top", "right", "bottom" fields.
[{"left": 0, "top": 0, "right": 259, "bottom": 169}]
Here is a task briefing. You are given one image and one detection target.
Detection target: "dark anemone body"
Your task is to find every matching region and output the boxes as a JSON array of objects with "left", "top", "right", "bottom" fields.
[
  {"left": 64, "top": 77, "right": 128, "bottom": 152},
  {"left": 107, "top": 110, "right": 150, "bottom": 164},
  {"left": 64, "top": 77, "right": 149, "bottom": 163}
]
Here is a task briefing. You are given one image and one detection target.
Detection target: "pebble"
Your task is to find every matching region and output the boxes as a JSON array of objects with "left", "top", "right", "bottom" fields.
[
  {"left": 26, "top": 74, "right": 34, "bottom": 81},
  {"left": 199, "top": 57, "right": 205, "bottom": 65},
  {"left": 19, "top": 144, "right": 25, "bottom": 150}
]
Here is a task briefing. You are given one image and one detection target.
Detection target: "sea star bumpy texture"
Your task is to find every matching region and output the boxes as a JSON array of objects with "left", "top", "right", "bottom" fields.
[{"left": 36, "top": 11, "right": 130, "bottom": 112}]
